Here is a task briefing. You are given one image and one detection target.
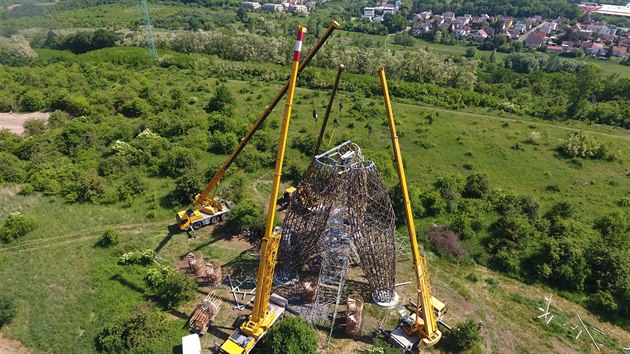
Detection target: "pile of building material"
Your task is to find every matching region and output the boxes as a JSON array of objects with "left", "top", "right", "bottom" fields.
[
  {"left": 186, "top": 251, "right": 222, "bottom": 285},
  {"left": 346, "top": 294, "right": 364, "bottom": 338},
  {"left": 189, "top": 292, "right": 221, "bottom": 334}
]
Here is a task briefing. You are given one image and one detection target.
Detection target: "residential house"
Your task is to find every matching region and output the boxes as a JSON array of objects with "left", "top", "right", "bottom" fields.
[
  {"left": 525, "top": 30, "right": 546, "bottom": 49},
  {"left": 383, "top": 4, "right": 396, "bottom": 15},
  {"left": 288, "top": 4, "right": 308, "bottom": 13},
  {"left": 261, "top": 3, "right": 284, "bottom": 11},
  {"left": 579, "top": 30, "right": 593, "bottom": 41},
  {"left": 417, "top": 11, "right": 432, "bottom": 21},
  {"left": 525, "top": 19, "right": 536, "bottom": 29},
  {"left": 502, "top": 17, "right": 514, "bottom": 28},
  {"left": 546, "top": 45, "right": 564, "bottom": 53},
  {"left": 587, "top": 24, "right": 617, "bottom": 36},
  {"left": 438, "top": 22, "right": 452, "bottom": 31},
  {"left": 410, "top": 22, "right": 432, "bottom": 36},
  {"left": 482, "top": 26, "right": 496, "bottom": 37},
  {"left": 362, "top": 7, "right": 375, "bottom": 18},
  {"left": 581, "top": 41, "right": 604, "bottom": 55},
  {"left": 619, "top": 36, "right": 630, "bottom": 48},
  {"left": 540, "top": 21, "right": 557, "bottom": 34},
  {"left": 470, "top": 16, "right": 483, "bottom": 28},
  {"left": 456, "top": 16, "right": 471, "bottom": 25},
  {"left": 600, "top": 34, "right": 616, "bottom": 46},
  {"left": 561, "top": 41, "right": 574, "bottom": 48},
  {"left": 471, "top": 29, "right": 488, "bottom": 42},
  {"left": 432, "top": 15, "right": 444, "bottom": 25},
  {"left": 240, "top": 1, "right": 261, "bottom": 9},
  {"left": 514, "top": 22, "right": 527, "bottom": 34},
  {"left": 454, "top": 26, "right": 470, "bottom": 39},
  {"left": 442, "top": 11, "right": 455, "bottom": 20},
  {"left": 305, "top": 1, "right": 316, "bottom": 10},
  {"left": 507, "top": 29, "right": 520, "bottom": 39},
  {"left": 611, "top": 46, "right": 628, "bottom": 57}
]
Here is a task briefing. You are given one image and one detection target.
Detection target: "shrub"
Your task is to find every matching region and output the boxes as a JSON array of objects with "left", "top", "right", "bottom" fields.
[
  {"left": 145, "top": 266, "right": 196, "bottom": 309},
  {"left": 0, "top": 152, "right": 26, "bottom": 183},
  {"left": 96, "top": 304, "right": 167, "bottom": 353},
  {"left": 74, "top": 174, "right": 107, "bottom": 203},
  {"left": 18, "top": 184, "right": 34, "bottom": 195},
  {"left": 171, "top": 167, "right": 205, "bottom": 205},
  {"left": 588, "top": 290, "right": 618, "bottom": 316},
  {"left": 260, "top": 317, "right": 317, "bottom": 354},
  {"left": 558, "top": 131, "right": 620, "bottom": 161},
  {"left": 390, "top": 184, "right": 425, "bottom": 219},
  {"left": 0, "top": 296, "right": 17, "bottom": 327},
  {"left": 19, "top": 90, "right": 46, "bottom": 112},
  {"left": 225, "top": 199, "right": 264, "bottom": 234},
  {"left": 0, "top": 212, "right": 37, "bottom": 243},
  {"left": 426, "top": 225, "right": 468, "bottom": 260},
  {"left": 450, "top": 319, "right": 482, "bottom": 350},
  {"left": 205, "top": 84, "right": 235, "bottom": 115},
  {"left": 422, "top": 190, "right": 446, "bottom": 216},
  {"left": 463, "top": 173, "right": 489, "bottom": 198},
  {"left": 119, "top": 249, "right": 155, "bottom": 265},
  {"left": 23, "top": 119, "right": 47, "bottom": 137},
  {"left": 98, "top": 229, "right": 119, "bottom": 247}
]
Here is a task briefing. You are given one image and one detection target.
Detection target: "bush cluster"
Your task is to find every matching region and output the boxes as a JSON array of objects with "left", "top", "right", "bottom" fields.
[{"left": 0, "top": 212, "right": 37, "bottom": 243}]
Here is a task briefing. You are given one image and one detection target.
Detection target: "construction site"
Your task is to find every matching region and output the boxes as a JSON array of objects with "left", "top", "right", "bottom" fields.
[{"left": 169, "top": 22, "right": 452, "bottom": 354}]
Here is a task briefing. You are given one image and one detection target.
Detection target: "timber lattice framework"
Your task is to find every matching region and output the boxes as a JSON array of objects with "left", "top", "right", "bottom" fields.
[{"left": 276, "top": 141, "right": 398, "bottom": 305}]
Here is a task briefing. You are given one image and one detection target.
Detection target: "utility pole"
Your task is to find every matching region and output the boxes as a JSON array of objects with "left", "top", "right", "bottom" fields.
[{"left": 140, "top": 0, "right": 158, "bottom": 62}]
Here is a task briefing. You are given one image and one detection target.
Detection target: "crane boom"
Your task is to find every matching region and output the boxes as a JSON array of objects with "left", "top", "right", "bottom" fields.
[
  {"left": 220, "top": 25, "right": 306, "bottom": 354},
  {"left": 194, "top": 20, "right": 341, "bottom": 207},
  {"left": 176, "top": 20, "right": 341, "bottom": 231},
  {"left": 312, "top": 64, "right": 345, "bottom": 160},
  {"left": 379, "top": 67, "right": 442, "bottom": 348}
]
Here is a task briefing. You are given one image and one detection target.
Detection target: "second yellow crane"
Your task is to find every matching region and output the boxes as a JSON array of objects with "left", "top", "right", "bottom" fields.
[{"left": 379, "top": 67, "right": 446, "bottom": 351}]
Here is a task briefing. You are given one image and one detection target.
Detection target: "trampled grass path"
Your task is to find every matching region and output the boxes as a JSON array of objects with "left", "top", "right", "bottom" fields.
[{"left": 0, "top": 221, "right": 163, "bottom": 254}]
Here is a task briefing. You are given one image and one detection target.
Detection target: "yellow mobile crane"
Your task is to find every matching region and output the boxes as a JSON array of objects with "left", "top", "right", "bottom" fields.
[
  {"left": 220, "top": 25, "right": 306, "bottom": 354},
  {"left": 379, "top": 67, "right": 446, "bottom": 351},
  {"left": 176, "top": 21, "right": 341, "bottom": 231}
]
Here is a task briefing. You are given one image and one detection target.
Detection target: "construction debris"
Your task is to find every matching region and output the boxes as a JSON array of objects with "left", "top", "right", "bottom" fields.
[
  {"left": 345, "top": 294, "right": 364, "bottom": 338},
  {"left": 577, "top": 314, "right": 601, "bottom": 352},
  {"left": 227, "top": 274, "right": 256, "bottom": 310},
  {"left": 538, "top": 295, "right": 553, "bottom": 324},
  {"left": 189, "top": 292, "right": 221, "bottom": 334}
]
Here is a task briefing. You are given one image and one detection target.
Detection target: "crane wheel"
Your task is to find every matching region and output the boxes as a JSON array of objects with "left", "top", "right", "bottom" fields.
[
  {"left": 211, "top": 216, "right": 219, "bottom": 224},
  {"left": 192, "top": 222, "right": 202, "bottom": 230},
  {"left": 219, "top": 214, "right": 225, "bottom": 221}
]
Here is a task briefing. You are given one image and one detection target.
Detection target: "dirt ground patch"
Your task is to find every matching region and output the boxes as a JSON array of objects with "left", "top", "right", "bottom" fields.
[
  {"left": 0, "top": 112, "right": 50, "bottom": 135},
  {"left": 0, "top": 332, "right": 29, "bottom": 354}
]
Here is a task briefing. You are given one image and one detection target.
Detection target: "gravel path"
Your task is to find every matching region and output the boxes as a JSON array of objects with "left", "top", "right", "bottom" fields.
[{"left": 0, "top": 112, "right": 50, "bottom": 135}]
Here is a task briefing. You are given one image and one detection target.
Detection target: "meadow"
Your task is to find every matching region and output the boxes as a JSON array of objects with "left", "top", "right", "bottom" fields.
[{"left": 0, "top": 45, "right": 628, "bottom": 352}]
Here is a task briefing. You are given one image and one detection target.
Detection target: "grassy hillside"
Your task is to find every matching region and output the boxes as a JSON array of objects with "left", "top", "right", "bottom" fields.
[{"left": 0, "top": 49, "right": 628, "bottom": 352}]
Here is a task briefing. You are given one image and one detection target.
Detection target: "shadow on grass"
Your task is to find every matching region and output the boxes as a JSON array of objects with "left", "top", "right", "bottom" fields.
[
  {"left": 168, "top": 308, "right": 190, "bottom": 321},
  {"left": 344, "top": 279, "right": 373, "bottom": 303},
  {"left": 155, "top": 223, "right": 182, "bottom": 254},
  {"left": 221, "top": 248, "right": 260, "bottom": 273},
  {"left": 111, "top": 273, "right": 144, "bottom": 294}
]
